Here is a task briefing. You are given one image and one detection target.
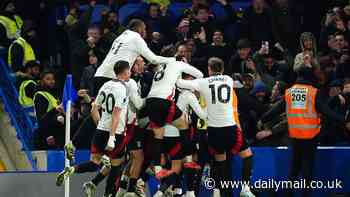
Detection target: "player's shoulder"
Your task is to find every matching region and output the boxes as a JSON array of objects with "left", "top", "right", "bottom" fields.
[{"left": 126, "top": 78, "right": 138, "bottom": 89}]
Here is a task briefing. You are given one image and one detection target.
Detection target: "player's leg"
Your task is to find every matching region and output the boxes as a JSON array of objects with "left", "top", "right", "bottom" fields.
[
  {"left": 104, "top": 134, "right": 126, "bottom": 197},
  {"left": 83, "top": 155, "right": 112, "bottom": 197},
  {"left": 145, "top": 98, "right": 167, "bottom": 175},
  {"left": 208, "top": 126, "right": 240, "bottom": 197},
  {"left": 56, "top": 130, "right": 107, "bottom": 186},
  {"left": 123, "top": 127, "right": 146, "bottom": 197},
  {"left": 154, "top": 137, "right": 183, "bottom": 197},
  {"left": 239, "top": 137, "right": 255, "bottom": 197}
]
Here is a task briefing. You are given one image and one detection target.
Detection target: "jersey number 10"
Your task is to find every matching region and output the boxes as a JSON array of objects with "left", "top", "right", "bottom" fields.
[{"left": 209, "top": 84, "right": 231, "bottom": 104}]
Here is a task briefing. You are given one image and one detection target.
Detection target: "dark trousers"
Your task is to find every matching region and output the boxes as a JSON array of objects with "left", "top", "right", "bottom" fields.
[{"left": 287, "top": 138, "right": 317, "bottom": 197}]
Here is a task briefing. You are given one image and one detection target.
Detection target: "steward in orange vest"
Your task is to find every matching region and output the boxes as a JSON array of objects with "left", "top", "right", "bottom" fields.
[{"left": 259, "top": 65, "right": 347, "bottom": 197}]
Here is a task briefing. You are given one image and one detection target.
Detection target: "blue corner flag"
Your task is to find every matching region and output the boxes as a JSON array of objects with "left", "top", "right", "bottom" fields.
[{"left": 63, "top": 74, "right": 78, "bottom": 112}]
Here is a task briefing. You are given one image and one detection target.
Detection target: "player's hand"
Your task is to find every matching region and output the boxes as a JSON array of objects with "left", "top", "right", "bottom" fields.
[
  {"left": 106, "top": 135, "right": 115, "bottom": 151},
  {"left": 256, "top": 130, "right": 272, "bottom": 140}
]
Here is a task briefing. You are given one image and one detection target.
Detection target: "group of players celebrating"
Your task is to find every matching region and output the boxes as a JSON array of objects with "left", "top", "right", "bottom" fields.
[{"left": 55, "top": 19, "right": 256, "bottom": 197}]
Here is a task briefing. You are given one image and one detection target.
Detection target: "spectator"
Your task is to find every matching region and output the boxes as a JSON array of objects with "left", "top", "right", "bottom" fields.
[
  {"left": 227, "top": 38, "right": 253, "bottom": 76},
  {"left": 65, "top": 1, "right": 108, "bottom": 87},
  {"left": 33, "top": 70, "right": 64, "bottom": 149},
  {"left": 175, "top": 18, "right": 190, "bottom": 42},
  {"left": 294, "top": 32, "right": 319, "bottom": 72},
  {"left": 133, "top": 3, "right": 174, "bottom": 45},
  {"left": 240, "top": 0, "right": 274, "bottom": 50},
  {"left": 80, "top": 51, "right": 100, "bottom": 96},
  {"left": 17, "top": 60, "right": 40, "bottom": 118},
  {"left": 256, "top": 82, "right": 289, "bottom": 146},
  {"left": 321, "top": 80, "right": 349, "bottom": 145},
  {"left": 271, "top": 0, "right": 302, "bottom": 55},
  {"left": 8, "top": 24, "right": 37, "bottom": 72},
  {"left": 256, "top": 83, "right": 289, "bottom": 147},
  {"left": 0, "top": 0, "right": 23, "bottom": 48},
  {"left": 70, "top": 24, "right": 107, "bottom": 88},
  {"left": 190, "top": 0, "right": 236, "bottom": 43},
  {"left": 206, "top": 29, "right": 232, "bottom": 65},
  {"left": 101, "top": 10, "right": 125, "bottom": 37},
  {"left": 149, "top": 31, "right": 164, "bottom": 54}
]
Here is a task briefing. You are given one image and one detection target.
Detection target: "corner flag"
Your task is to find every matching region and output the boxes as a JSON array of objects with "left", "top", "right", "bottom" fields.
[{"left": 62, "top": 74, "right": 77, "bottom": 112}]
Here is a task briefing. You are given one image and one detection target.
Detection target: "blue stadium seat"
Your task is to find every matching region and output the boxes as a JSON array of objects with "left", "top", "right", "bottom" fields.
[
  {"left": 168, "top": 2, "right": 192, "bottom": 21},
  {"left": 118, "top": 3, "right": 148, "bottom": 25},
  {"left": 79, "top": 4, "right": 109, "bottom": 24},
  {"left": 210, "top": 2, "right": 228, "bottom": 20}
]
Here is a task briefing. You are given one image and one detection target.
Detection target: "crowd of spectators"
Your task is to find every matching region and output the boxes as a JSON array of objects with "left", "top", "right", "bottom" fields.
[{"left": 1, "top": 0, "right": 350, "bottom": 149}]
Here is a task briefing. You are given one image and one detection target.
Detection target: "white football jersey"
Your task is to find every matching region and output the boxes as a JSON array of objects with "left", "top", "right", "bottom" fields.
[
  {"left": 147, "top": 61, "right": 203, "bottom": 100},
  {"left": 126, "top": 78, "right": 144, "bottom": 125},
  {"left": 95, "top": 80, "right": 128, "bottom": 134},
  {"left": 177, "top": 75, "right": 238, "bottom": 127},
  {"left": 176, "top": 89, "right": 207, "bottom": 120},
  {"left": 95, "top": 30, "right": 173, "bottom": 79}
]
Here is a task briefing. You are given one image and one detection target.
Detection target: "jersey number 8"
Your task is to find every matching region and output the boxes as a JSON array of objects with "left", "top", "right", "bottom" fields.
[
  {"left": 100, "top": 91, "right": 115, "bottom": 113},
  {"left": 209, "top": 84, "right": 231, "bottom": 104},
  {"left": 153, "top": 65, "right": 167, "bottom": 82}
]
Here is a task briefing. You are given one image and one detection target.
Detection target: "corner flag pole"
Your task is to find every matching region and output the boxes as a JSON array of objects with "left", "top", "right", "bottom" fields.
[
  {"left": 63, "top": 75, "right": 74, "bottom": 197},
  {"left": 64, "top": 99, "right": 71, "bottom": 197}
]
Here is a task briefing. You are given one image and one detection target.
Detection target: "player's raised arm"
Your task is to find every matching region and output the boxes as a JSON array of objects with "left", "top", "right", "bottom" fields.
[
  {"left": 137, "top": 38, "right": 174, "bottom": 65},
  {"left": 179, "top": 62, "right": 203, "bottom": 79},
  {"left": 127, "top": 79, "right": 145, "bottom": 110},
  {"left": 176, "top": 78, "right": 201, "bottom": 92}
]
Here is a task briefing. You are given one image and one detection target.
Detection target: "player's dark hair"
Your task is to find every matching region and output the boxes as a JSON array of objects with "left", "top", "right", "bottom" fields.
[
  {"left": 127, "top": 19, "right": 145, "bottom": 31},
  {"left": 160, "top": 44, "right": 176, "bottom": 57},
  {"left": 114, "top": 61, "right": 130, "bottom": 76},
  {"left": 208, "top": 57, "right": 224, "bottom": 73}
]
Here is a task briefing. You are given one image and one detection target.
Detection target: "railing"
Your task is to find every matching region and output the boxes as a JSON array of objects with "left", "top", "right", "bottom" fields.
[{"left": 0, "top": 55, "right": 37, "bottom": 170}]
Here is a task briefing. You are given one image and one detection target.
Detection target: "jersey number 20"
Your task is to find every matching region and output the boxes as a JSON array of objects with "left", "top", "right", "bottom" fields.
[
  {"left": 100, "top": 91, "right": 115, "bottom": 113},
  {"left": 209, "top": 84, "right": 231, "bottom": 104}
]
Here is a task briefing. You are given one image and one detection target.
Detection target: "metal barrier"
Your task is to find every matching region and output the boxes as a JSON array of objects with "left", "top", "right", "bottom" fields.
[{"left": 0, "top": 56, "right": 37, "bottom": 170}]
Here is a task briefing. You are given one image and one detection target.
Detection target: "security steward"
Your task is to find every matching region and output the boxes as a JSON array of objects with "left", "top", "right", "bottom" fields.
[
  {"left": 8, "top": 28, "right": 36, "bottom": 71},
  {"left": 17, "top": 60, "right": 40, "bottom": 118},
  {"left": 33, "top": 70, "right": 64, "bottom": 150},
  {"left": 259, "top": 55, "right": 350, "bottom": 197},
  {"left": 0, "top": 0, "right": 23, "bottom": 47}
]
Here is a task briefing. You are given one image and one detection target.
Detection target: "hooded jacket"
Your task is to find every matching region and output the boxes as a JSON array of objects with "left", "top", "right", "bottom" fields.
[{"left": 294, "top": 32, "right": 319, "bottom": 72}]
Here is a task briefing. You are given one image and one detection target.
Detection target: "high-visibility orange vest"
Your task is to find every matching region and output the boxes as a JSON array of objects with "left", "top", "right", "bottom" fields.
[
  {"left": 231, "top": 89, "right": 241, "bottom": 129},
  {"left": 285, "top": 84, "right": 321, "bottom": 139}
]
